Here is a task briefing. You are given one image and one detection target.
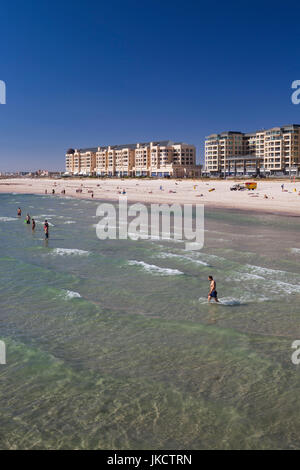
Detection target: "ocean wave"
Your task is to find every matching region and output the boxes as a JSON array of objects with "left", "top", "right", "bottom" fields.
[
  {"left": 52, "top": 248, "right": 90, "bottom": 256},
  {"left": 63, "top": 221, "right": 76, "bottom": 224},
  {"left": 245, "top": 264, "right": 293, "bottom": 280},
  {"left": 0, "top": 217, "right": 18, "bottom": 222},
  {"left": 218, "top": 297, "right": 246, "bottom": 306},
  {"left": 291, "top": 248, "right": 300, "bottom": 254},
  {"left": 198, "top": 295, "right": 259, "bottom": 305},
  {"left": 230, "top": 272, "right": 265, "bottom": 281},
  {"left": 158, "top": 252, "right": 210, "bottom": 266},
  {"left": 128, "top": 260, "right": 183, "bottom": 275},
  {"left": 198, "top": 296, "right": 245, "bottom": 305},
  {"left": 272, "top": 280, "right": 300, "bottom": 294},
  {"left": 35, "top": 220, "right": 55, "bottom": 227},
  {"left": 63, "top": 290, "right": 82, "bottom": 299}
]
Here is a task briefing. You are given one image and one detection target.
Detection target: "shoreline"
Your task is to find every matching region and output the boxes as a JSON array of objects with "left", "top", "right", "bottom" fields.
[{"left": 1, "top": 178, "right": 300, "bottom": 217}]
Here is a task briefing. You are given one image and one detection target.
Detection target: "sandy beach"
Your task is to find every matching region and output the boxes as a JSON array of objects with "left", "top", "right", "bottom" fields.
[{"left": 1, "top": 177, "right": 300, "bottom": 216}]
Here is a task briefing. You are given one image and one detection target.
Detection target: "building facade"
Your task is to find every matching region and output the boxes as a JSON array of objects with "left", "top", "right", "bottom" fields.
[
  {"left": 66, "top": 141, "right": 200, "bottom": 177},
  {"left": 205, "top": 125, "right": 300, "bottom": 176}
]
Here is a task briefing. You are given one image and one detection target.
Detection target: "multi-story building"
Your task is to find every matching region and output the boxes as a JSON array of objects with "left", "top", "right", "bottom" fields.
[
  {"left": 134, "top": 143, "right": 151, "bottom": 176},
  {"left": 95, "top": 147, "right": 108, "bottom": 176},
  {"left": 205, "top": 132, "right": 246, "bottom": 175},
  {"left": 204, "top": 125, "right": 300, "bottom": 176},
  {"left": 65, "top": 148, "right": 97, "bottom": 176},
  {"left": 66, "top": 141, "right": 200, "bottom": 177}
]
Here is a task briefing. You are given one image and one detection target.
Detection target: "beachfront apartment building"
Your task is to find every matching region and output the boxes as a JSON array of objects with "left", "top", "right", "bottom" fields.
[
  {"left": 66, "top": 148, "right": 97, "bottom": 175},
  {"left": 204, "top": 125, "right": 300, "bottom": 176},
  {"left": 66, "top": 141, "right": 200, "bottom": 177}
]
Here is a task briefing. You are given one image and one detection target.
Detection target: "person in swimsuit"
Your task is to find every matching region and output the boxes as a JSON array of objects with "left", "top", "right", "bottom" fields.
[
  {"left": 208, "top": 275, "right": 219, "bottom": 303},
  {"left": 17, "top": 208, "right": 22, "bottom": 217},
  {"left": 44, "top": 220, "right": 49, "bottom": 239},
  {"left": 32, "top": 219, "right": 36, "bottom": 231},
  {"left": 26, "top": 214, "right": 31, "bottom": 225}
]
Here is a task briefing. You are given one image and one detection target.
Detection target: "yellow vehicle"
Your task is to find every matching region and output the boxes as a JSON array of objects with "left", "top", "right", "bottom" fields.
[{"left": 245, "top": 182, "right": 257, "bottom": 190}]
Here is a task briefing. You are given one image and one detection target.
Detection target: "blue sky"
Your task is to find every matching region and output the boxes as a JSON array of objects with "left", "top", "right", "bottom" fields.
[{"left": 1, "top": 0, "right": 300, "bottom": 171}]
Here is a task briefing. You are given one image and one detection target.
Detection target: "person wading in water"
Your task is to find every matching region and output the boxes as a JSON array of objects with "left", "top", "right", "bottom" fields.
[
  {"left": 44, "top": 220, "right": 49, "bottom": 239},
  {"left": 208, "top": 275, "right": 219, "bottom": 303}
]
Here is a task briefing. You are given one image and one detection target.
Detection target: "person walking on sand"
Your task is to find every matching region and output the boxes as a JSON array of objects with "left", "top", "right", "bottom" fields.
[
  {"left": 208, "top": 275, "right": 219, "bottom": 303},
  {"left": 17, "top": 208, "right": 22, "bottom": 217},
  {"left": 44, "top": 220, "right": 49, "bottom": 239}
]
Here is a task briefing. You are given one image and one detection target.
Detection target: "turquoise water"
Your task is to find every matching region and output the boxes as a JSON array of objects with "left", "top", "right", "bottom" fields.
[{"left": 1, "top": 193, "right": 300, "bottom": 449}]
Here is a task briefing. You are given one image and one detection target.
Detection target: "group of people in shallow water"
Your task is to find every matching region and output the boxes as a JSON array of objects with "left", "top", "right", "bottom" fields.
[
  {"left": 17, "top": 206, "right": 218, "bottom": 301},
  {"left": 17, "top": 207, "right": 49, "bottom": 239}
]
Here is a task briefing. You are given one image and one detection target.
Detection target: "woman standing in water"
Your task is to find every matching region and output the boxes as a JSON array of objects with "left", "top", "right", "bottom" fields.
[{"left": 44, "top": 220, "right": 49, "bottom": 239}]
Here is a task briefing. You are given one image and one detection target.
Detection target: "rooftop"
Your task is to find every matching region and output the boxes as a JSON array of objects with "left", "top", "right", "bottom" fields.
[{"left": 66, "top": 140, "right": 194, "bottom": 154}]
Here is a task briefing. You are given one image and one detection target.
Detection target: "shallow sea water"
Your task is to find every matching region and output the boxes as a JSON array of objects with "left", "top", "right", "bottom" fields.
[{"left": 1, "top": 193, "right": 300, "bottom": 449}]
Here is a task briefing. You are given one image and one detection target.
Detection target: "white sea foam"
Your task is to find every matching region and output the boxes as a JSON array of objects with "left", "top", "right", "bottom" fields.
[
  {"left": 271, "top": 280, "right": 300, "bottom": 295},
  {"left": 63, "top": 220, "right": 76, "bottom": 224},
  {"left": 0, "top": 217, "right": 18, "bottom": 222},
  {"left": 231, "top": 272, "right": 265, "bottom": 281},
  {"left": 219, "top": 297, "right": 245, "bottom": 306},
  {"left": 291, "top": 248, "right": 300, "bottom": 254},
  {"left": 230, "top": 267, "right": 300, "bottom": 298},
  {"left": 159, "top": 252, "right": 210, "bottom": 266},
  {"left": 128, "top": 260, "right": 183, "bottom": 276},
  {"left": 35, "top": 220, "right": 55, "bottom": 227},
  {"left": 244, "top": 264, "right": 293, "bottom": 281},
  {"left": 63, "top": 290, "right": 82, "bottom": 299},
  {"left": 198, "top": 295, "right": 260, "bottom": 305},
  {"left": 52, "top": 248, "right": 90, "bottom": 256}
]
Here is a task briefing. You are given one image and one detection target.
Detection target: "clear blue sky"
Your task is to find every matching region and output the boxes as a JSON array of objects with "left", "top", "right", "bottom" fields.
[{"left": 1, "top": 0, "right": 300, "bottom": 171}]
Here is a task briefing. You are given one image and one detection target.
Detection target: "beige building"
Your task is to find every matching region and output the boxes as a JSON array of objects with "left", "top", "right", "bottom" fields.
[
  {"left": 66, "top": 141, "right": 200, "bottom": 177},
  {"left": 65, "top": 148, "right": 97, "bottom": 176},
  {"left": 205, "top": 125, "right": 300, "bottom": 176}
]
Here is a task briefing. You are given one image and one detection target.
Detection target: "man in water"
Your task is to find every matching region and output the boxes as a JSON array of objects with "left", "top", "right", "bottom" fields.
[
  {"left": 208, "top": 275, "right": 219, "bottom": 303},
  {"left": 32, "top": 218, "right": 36, "bottom": 231},
  {"left": 17, "top": 208, "right": 22, "bottom": 217},
  {"left": 26, "top": 213, "right": 31, "bottom": 225},
  {"left": 44, "top": 220, "right": 49, "bottom": 239}
]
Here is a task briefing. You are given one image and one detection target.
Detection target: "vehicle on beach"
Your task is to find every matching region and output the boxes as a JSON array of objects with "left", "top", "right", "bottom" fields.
[
  {"left": 230, "top": 183, "right": 247, "bottom": 191},
  {"left": 230, "top": 182, "right": 257, "bottom": 191},
  {"left": 245, "top": 181, "right": 257, "bottom": 190}
]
